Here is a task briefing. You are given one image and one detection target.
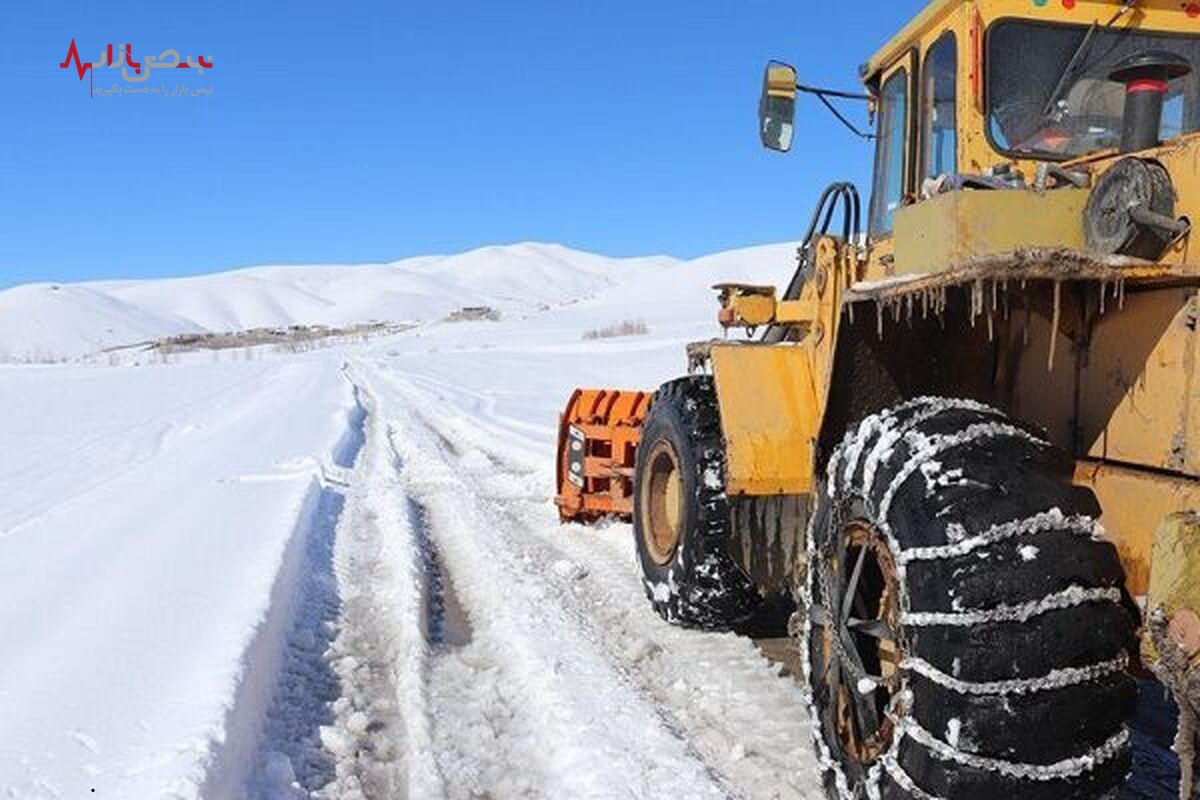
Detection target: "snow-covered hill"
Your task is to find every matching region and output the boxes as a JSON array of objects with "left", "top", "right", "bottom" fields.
[{"left": 1, "top": 242, "right": 799, "bottom": 362}]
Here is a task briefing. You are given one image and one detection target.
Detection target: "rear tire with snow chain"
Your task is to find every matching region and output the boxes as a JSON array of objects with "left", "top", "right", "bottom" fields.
[
  {"left": 633, "top": 376, "right": 762, "bottom": 630},
  {"left": 803, "top": 398, "right": 1137, "bottom": 800}
]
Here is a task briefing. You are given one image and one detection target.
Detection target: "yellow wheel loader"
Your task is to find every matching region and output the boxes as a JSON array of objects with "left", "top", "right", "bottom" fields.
[{"left": 556, "top": 1, "right": 1200, "bottom": 797}]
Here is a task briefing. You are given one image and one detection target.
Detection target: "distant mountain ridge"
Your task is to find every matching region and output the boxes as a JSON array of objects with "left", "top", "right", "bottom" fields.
[{"left": 0, "top": 241, "right": 797, "bottom": 362}]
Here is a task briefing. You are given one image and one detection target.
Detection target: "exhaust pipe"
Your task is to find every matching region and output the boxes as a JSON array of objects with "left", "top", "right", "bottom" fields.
[{"left": 1109, "top": 51, "right": 1192, "bottom": 153}]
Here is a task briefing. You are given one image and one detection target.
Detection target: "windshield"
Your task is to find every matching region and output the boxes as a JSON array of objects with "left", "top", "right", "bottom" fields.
[{"left": 988, "top": 20, "right": 1200, "bottom": 159}]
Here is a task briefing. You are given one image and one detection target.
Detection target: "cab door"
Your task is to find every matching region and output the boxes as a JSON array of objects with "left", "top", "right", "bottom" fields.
[
  {"left": 868, "top": 53, "right": 918, "bottom": 241},
  {"left": 920, "top": 31, "right": 958, "bottom": 185}
]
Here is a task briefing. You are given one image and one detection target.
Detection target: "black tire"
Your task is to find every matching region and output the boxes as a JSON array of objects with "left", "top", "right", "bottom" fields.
[
  {"left": 804, "top": 397, "right": 1138, "bottom": 800},
  {"left": 633, "top": 376, "right": 762, "bottom": 629}
]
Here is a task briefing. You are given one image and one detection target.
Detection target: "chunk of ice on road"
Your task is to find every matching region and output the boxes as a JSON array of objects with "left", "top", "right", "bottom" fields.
[
  {"left": 320, "top": 725, "right": 355, "bottom": 759},
  {"left": 347, "top": 711, "right": 371, "bottom": 736},
  {"left": 551, "top": 558, "right": 589, "bottom": 581},
  {"left": 624, "top": 637, "right": 662, "bottom": 663}
]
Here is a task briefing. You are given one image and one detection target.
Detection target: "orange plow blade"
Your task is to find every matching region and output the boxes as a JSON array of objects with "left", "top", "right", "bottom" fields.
[{"left": 555, "top": 388, "right": 652, "bottom": 523}]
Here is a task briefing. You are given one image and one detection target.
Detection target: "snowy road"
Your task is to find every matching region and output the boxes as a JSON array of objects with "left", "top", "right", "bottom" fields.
[
  {"left": 0, "top": 350, "right": 825, "bottom": 799},
  {"left": 249, "top": 361, "right": 825, "bottom": 799},
  {"left": 368, "top": 365, "right": 822, "bottom": 799}
]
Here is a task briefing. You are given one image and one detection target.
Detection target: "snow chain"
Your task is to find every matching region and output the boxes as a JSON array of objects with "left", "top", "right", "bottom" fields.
[{"left": 807, "top": 398, "right": 1137, "bottom": 799}]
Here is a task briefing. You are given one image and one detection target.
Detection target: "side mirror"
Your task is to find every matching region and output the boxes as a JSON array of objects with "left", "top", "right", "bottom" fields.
[{"left": 759, "top": 61, "right": 797, "bottom": 152}]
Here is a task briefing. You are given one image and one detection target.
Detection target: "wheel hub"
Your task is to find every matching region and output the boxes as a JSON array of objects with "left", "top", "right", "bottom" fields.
[
  {"left": 642, "top": 441, "right": 683, "bottom": 565},
  {"left": 818, "top": 520, "right": 903, "bottom": 764}
]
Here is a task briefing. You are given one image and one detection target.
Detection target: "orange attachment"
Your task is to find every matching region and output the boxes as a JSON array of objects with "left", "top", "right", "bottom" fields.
[{"left": 555, "top": 388, "right": 652, "bottom": 523}]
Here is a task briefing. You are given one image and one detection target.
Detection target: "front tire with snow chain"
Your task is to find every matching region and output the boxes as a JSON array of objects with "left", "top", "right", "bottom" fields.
[
  {"left": 633, "top": 376, "right": 762, "bottom": 630},
  {"left": 803, "top": 398, "right": 1137, "bottom": 800}
]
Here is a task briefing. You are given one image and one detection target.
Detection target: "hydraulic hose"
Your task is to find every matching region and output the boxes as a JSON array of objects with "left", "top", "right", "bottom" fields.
[{"left": 762, "top": 182, "right": 861, "bottom": 343}]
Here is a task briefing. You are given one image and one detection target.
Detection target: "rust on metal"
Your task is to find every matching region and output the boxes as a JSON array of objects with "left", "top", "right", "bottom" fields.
[
  {"left": 822, "top": 521, "right": 901, "bottom": 765},
  {"left": 1170, "top": 608, "right": 1200, "bottom": 661}
]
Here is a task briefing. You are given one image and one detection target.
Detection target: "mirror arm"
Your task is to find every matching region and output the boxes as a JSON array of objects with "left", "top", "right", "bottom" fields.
[
  {"left": 796, "top": 83, "right": 876, "bottom": 141},
  {"left": 796, "top": 83, "right": 872, "bottom": 103}
]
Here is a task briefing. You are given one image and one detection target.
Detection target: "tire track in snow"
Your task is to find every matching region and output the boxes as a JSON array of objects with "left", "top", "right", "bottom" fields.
[
  {"left": 371, "top": 367, "right": 733, "bottom": 800},
  {"left": 396, "top": 483, "right": 564, "bottom": 799},
  {"left": 371, "top": 365, "right": 825, "bottom": 800},
  {"left": 246, "top": 485, "right": 344, "bottom": 796},
  {"left": 310, "top": 383, "right": 442, "bottom": 800},
  {"left": 207, "top": 370, "right": 368, "bottom": 800},
  {"left": 239, "top": 373, "right": 446, "bottom": 800},
  {"left": 406, "top": 497, "right": 472, "bottom": 650}
]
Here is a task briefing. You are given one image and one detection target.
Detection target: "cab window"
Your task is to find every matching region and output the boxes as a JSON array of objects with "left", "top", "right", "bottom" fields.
[
  {"left": 922, "top": 33, "right": 957, "bottom": 181},
  {"left": 987, "top": 20, "right": 1200, "bottom": 159},
  {"left": 869, "top": 67, "right": 909, "bottom": 237}
]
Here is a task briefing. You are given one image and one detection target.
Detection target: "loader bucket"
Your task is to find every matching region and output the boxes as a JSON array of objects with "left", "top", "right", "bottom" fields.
[{"left": 555, "top": 388, "right": 651, "bottom": 523}]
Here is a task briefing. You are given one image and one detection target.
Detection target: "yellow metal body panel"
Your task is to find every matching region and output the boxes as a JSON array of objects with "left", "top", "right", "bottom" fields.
[
  {"left": 893, "top": 189, "right": 1088, "bottom": 275},
  {"left": 864, "top": 0, "right": 961, "bottom": 81},
  {"left": 1147, "top": 136, "right": 1200, "bottom": 268},
  {"left": 711, "top": 345, "right": 820, "bottom": 495},
  {"left": 726, "top": 293, "right": 778, "bottom": 328},
  {"left": 1081, "top": 289, "right": 1200, "bottom": 476},
  {"left": 710, "top": 236, "right": 849, "bottom": 497},
  {"left": 1075, "top": 461, "right": 1200, "bottom": 598},
  {"left": 1142, "top": 513, "right": 1200, "bottom": 664},
  {"left": 776, "top": 299, "right": 817, "bottom": 324}
]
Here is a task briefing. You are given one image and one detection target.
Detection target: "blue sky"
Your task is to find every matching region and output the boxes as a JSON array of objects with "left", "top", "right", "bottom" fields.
[{"left": 0, "top": 2, "right": 926, "bottom": 288}]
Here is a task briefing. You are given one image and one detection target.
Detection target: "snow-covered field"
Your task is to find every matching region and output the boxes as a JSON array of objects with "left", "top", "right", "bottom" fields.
[
  {"left": 0, "top": 243, "right": 760, "bottom": 363},
  {"left": 1, "top": 242, "right": 835, "bottom": 798}
]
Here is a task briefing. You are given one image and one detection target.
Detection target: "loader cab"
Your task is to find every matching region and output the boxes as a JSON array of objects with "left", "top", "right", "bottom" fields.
[
  {"left": 859, "top": 0, "right": 1200, "bottom": 244},
  {"left": 762, "top": 0, "right": 1200, "bottom": 248}
]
